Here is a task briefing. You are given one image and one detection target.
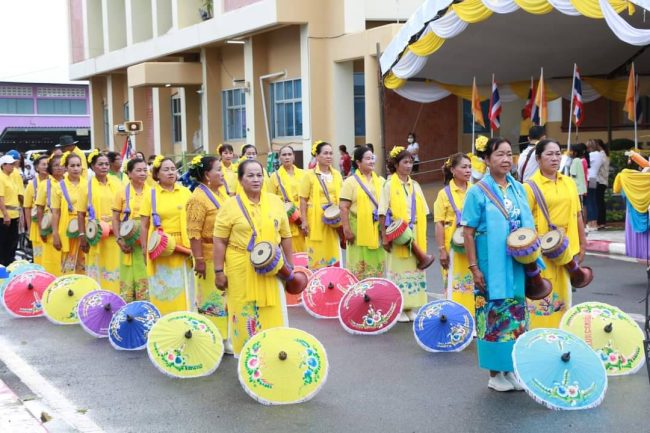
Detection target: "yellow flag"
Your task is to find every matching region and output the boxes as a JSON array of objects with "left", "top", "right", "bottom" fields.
[
  {"left": 471, "top": 77, "right": 485, "bottom": 128},
  {"left": 623, "top": 63, "right": 636, "bottom": 122}
]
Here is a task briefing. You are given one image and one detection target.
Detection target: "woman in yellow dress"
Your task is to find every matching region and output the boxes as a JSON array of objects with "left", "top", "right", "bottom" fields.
[
  {"left": 186, "top": 155, "right": 229, "bottom": 343},
  {"left": 269, "top": 145, "right": 306, "bottom": 253},
  {"left": 433, "top": 153, "right": 475, "bottom": 315},
  {"left": 112, "top": 158, "right": 149, "bottom": 302},
  {"left": 214, "top": 159, "right": 293, "bottom": 357},
  {"left": 340, "top": 145, "right": 385, "bottom": 279},
  {"left": 78, "top": 151, "right": 121, "bottom": 293},
  {"left": 35, "top": 155, "right": 65, "bottom": 275},
  {"left": 217, "top": 144, "right": 237, "bottom": 196},
  {"left": 23, "top": 154, "right": 49, "bottom": 266},
  {"left": 523, "top": 139, "right": 587, "bottom": 329},
  {"left": 379, "top": 146, "right": 431, "bottom": 322},
  {"left": 51, "top": 152, "right": 85, "bottom": 274},
  {"left": 469, "top": 136, "right": 489, "bottom": 183},
  {"left": 235, "top": 144, "right": 271, "bottom": 193},
  {"left": 299, "top": 141, "right": 344, "bottom": 269},
  {"left": 139, "top": 156, "right": 192, "bottom": 315}
]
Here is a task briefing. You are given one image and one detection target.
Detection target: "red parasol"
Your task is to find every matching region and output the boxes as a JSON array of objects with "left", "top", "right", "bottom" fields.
[
  {"left": 338, "top": 278, "right": 403, "bottom": 335},
  {"left": 2, "top": 271, "right": 56, "bottom": 318},
  {"left": 302, "top": 267, "right": 358, "bottom": 319}
]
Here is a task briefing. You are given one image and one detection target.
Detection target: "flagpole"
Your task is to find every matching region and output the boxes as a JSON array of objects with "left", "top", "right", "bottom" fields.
[
  {"left": 634, "top": 63, "right": 639, "bottom": 149},
  {"left": 540, "top": 67, "right": 544, "bottom": 127},
  {"left": 567, "top": 64, "right": 576, "bottom": 148},
  {"left": 472, "top": 76, "right": 476, "bottom": 153},
  {"left": 490, "top": 74, "right": 494, "bottom": 138}
]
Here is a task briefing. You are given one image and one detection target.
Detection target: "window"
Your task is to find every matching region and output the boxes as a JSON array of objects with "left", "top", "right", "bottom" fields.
[
  {"left": 123, "top": 102, "right": 129, "bottom": 121},
  {"left": 222, "top": 89, "right": 246, "bottom": 140},
  {"left": 0, "top": 98, "right": 34, "bottom": 114},
  {"left": 37, "top": 99, "right": 87, "bottom": 115},
  {"left": 171, "top": 95, "right": 182, "bottom": 143},
  {"left": 270, "top": 79, "right": 302, "bottom": 138},
  {"left": 354, "top": 73, "right": 365, "bottom": 136},
  {"left": 103, "top": 105, "right": 110, "bottom": 148},
  {"left": 462, "top": 99, "right": 490, "bottom": 134}
]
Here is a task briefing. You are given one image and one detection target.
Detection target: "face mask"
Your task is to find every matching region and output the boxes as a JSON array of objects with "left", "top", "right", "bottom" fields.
[{"left": 408, "top": 138, "right": 414, "bottom": 144}]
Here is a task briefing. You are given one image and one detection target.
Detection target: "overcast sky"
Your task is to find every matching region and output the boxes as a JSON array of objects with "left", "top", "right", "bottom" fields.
[{"left": 0, "top": 0, "right": 77, "bottom": 84}]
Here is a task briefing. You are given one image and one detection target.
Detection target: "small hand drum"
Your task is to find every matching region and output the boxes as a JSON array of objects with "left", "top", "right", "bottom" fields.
[
  {"left": 119, "top": 220, "right": 140, "bottom": 247},
  {"left": 284, "top": 202, "right": 302, "bottom": 225},
  {"left": 250, "top": 241, "right": 282, "bottom": 275},
  {"left": 506, "top": 228, "right": 541, "bottom": 265},
  {"left": 540, "top": 229, "right": 572, "bottom": 265},
  {"left": 322, "top": 205, "right": 341, "bottom": 227},
  {"left": 85, "top": 220, "right": 102, "bottom": 246},
  {"left": 385, "top": 219, "right": 412, "bottom": 246},
  {"left": 40, "top": 213, "right": 53, "bottom": 236},
  {"left": 450, "top": 227, "right": 465, "bottom": 254}
]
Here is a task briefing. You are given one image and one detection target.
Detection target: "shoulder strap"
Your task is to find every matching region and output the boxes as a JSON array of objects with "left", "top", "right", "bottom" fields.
[
  {"left": 353, "top": 173, "right": 379, "bottom": 209},
  {"left": 59, "top": 180, "right": 74, "bottom": 213},
  {"left": 122, "top": 184, "right": 131, "bottom": 222},
  {"left": 316, "top": 172, "right": 332, "bottom": 205},
  {"left": 444, "top": 185, "right": 462, "bottom": 225},
  {"left": 520, "top": 148, "right": 534, "bottom": 180},
  {"left": 275, "top": 171, "right": 290, "bottom": 202},
  {"left": 526, "top": 180, "right": 555, "bottom": 229},
  {"left": 198, "top": 184, "right": 221, "bottom": 209},
  {"left": 236, "top": 195, "right": 257, "bottom": 252},
  {"left": 151, "top": 188, "right": 161, "bottom": 228},
  {"left": 475, "top": 181, "right": 509, "bottom": 221}
]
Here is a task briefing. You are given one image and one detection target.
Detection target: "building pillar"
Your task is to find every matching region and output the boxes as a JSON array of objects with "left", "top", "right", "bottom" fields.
[
  {"left": 201, "top": 47, "right": 222, "bottom": 153},
  {"left": 89, "top": 76, "right": 106, "bottom": 149},
  {"left": 152, "top": 87, "right": 173, "bottom": 155},
  {"left": 182, "top": 86, "right": 201, "bottom": 154},
  {"left": 300, "top": 24, "right": 312, "bottom": 168},
  {"left": 128, "top": 86, "right": 154, "bottom": 156},
  {"left": 333, "top": 61, "right": 355, "bottom": 157},
  {"left": 243, "top": 37, "right": 256, "bottom": 153},
  {"left": 364, "top": 54, "right": 383, "bottom": 173},
  {"left": 107, "top": 74, "right": 127, "bottom": 151}
]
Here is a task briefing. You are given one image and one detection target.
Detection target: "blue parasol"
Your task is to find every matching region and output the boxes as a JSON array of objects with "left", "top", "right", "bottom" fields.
[
  {"left": 108, "top": 301, "right": 161, "bottom": 351},
  {"left": 513, "top": 328, "right": 607, "bottom": 410},
  {"left": 412, "top": 300, "right": 474, "bottom": 352}
]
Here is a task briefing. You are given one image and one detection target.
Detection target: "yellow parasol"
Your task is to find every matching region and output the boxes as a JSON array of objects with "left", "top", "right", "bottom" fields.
[{"left": 42, "top": 274, "right": 100, "bottom": 325}]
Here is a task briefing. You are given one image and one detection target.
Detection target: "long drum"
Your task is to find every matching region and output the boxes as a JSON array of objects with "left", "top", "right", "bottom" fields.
[{"left": 385, "top": 218, "right": 412, "bottom": 246}]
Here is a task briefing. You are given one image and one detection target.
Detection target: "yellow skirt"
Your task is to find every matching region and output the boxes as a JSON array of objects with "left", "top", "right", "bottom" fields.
[
  {"left": 28, "top": 221, "right": 43, "bottom": 266},
  {"left": 306, "top": 221, "right": 341, "bottom": 269},
  {"left": 528, "top": 261, "right": 572, "bottom": 329},
  {"left": 41, "top": 234, "right": 62, "bottom": 276},
  {"left": 443, "top": 249, "right": 475, "bottom": 317},
  {"left": 86, "top": 235, "right": 120, "bottom": 294},
  {"left": 148, "top": 233, "right": 193, "bottom": 316},
  {"left": 194, "top": 241, "right": 228, "bottom": 339},
  {"left": 225, "top": 246, "right": 288, "bottom": 357}
]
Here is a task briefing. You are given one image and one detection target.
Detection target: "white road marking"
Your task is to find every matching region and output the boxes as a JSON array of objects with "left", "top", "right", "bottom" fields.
[{"left": 0, "top": 335, "right": 105, "bottom": 433}]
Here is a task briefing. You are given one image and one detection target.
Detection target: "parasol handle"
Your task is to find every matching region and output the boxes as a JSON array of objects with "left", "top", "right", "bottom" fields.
[
  {"left": 126, "top": 314, "right": 134, "bottom": 322},
  {"left": 185, "top": 330, "right": 193, "bottom": 339},
  {"left": 67, "top": 289, "right": 74, "bottom": 297},
  {"left": 363, "top": 294, "right": 370, "bottom": 303},
  {"left": 604, "top": 323, "right": 613, "bottom": 333},
  {"left": 278, "top": 351, "right": 287, "bottom": 361},
  {"left": 561, "top": 352, "right": 571, "bottom": 363},
  {"left": 104, "top": 303, "right": 111, "bottom": 311},
  {"left": 440, "top": 314, "right": 447, "bottom": 323},
  {"left": 27, "top": 283, "right": 34, "bottom": 290},
  {"left": 327, "top": 282, "right": 334, "bottom": 290}
]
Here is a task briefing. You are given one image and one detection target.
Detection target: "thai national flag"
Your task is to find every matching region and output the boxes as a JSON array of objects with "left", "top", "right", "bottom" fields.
[
  {"left": 572, "top": 66, "right": 584, "bottom": 127},
  {"left": 120, "top": 135, "right": 134, "bottom": 160},
  {"left": 489, "top": 76, "right": 502, "bottom": 130}
]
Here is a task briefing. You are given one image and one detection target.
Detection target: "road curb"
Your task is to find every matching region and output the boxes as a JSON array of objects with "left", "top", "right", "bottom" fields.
[
  {"left": 0, "top": 379, "right": 48, "bottom": 433},
  {"left": 586, "top": 239, "right": 626, "bottom": 256}
]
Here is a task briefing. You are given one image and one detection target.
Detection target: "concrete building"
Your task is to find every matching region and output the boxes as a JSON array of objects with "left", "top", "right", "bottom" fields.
[{"left": 66, "top": 0, "right": 442, "bottom": 174}]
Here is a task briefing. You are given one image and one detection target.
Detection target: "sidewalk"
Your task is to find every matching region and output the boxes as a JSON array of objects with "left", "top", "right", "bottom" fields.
[
  {"left": 0, "top": 379, "right": 48, "bottom": 433},
  {"left": 586, "top": 229, "right": 627, "bottom": 257}
]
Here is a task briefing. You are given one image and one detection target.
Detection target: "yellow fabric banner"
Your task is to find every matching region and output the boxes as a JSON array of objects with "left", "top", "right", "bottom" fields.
[
  {"left": 452, "top": 0, "right": 493, "bottom": 23},
  {"left": 613, "top": 169, "right": 650, "bottom": 213},
  {"left": 514, "top": 0, "right": 554, "bottom": 14},
  {"left": 570, "top": 0, "right": 631, "bottom": 19},
  {"left": 409, "top": 34, "right": 445, "bottom": 57},
  {"left": 384, "top": 72, "right": 406, "bottom": 90}
]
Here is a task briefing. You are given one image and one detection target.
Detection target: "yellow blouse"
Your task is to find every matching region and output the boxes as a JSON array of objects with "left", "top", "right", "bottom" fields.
[
  {"left": 35, "top": 176, "right": 59, "bottom": 212},
  {"left": 24, "top": 177, "right": 44, "bottom": 209},
  {"left": 112, "top": 182, "right": 146, "bottom": 221},
  {"left": 78, "top": 176, "right": 121, "bottom": 222},
  {"left": 186, "top": 185, "right": 227, "bottom": 241},
  {"left": 299, "top": 166, "right": 343, "bottom": 207},
  {"left": 10, "top": 170, "right": 25, "bottom": 197},
  {"left": 433, "top": 179, "right": 470, "bottom": 246},
  {"left": 139, "top": 183, "right": 192, "bottom": 235},
  {"left": 222, "top": 162, "right": 238, "bottom": 195},
  {"left": 378, "top": 176, "right": 430, "bottom": 217},
  {"left": 0, "top": 171, "right": 21, "bottom": 218},
  {"left": 213, "top": 192, "right": 292, "bottom": 250},
  {"left": 524, "top": 171, "right": 581, "bottom": 257},
  {"left": 51, "top": 176, "right": 84, "bottom": 251},
  {"left": 340, "top": 173, "right": 385, "bottom": 214}
]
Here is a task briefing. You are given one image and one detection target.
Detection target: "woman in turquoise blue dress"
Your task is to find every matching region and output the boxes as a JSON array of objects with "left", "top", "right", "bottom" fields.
[{"left": 462, "top": 137, "right": 536, "bottom": 393}]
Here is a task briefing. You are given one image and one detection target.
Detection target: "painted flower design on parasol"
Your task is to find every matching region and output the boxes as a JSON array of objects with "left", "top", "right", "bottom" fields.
[
  {"left": 533, "top": 370, "right": 598, "bottom": 407},
  {"left": 297, "top": 339, "right": 322, "bottom": 386},
  {"left": 162, "top": 347, "right": 188, "bottom": 370},
  {"left": 242, "top": 341, "right": 272, "bottom": 389},
  {"left": 597, "top": 344, "right": 642, "bottom": 373},
  {"left": 353, "top": 304, "right": 394, "bottom": 330}
]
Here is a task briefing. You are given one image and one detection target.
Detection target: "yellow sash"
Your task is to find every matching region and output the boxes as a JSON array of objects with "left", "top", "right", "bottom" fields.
[
  {"left": 58, "top": 176, "right": 83, "bottom": 253},
  {"left": 238, "top": 192, "right": 282, "bottom": 307},
  {"left": 613, "top": 169, "right": 650, "bottom": 213},
  {"left": 354, "top": 172, "right": 382, "bottom": 249},
  {"left": 308, "top": 167, "right": 342, "bottom": 242},
  {"left": 388, "top": 174, "right": 427, "bottom": 258}
]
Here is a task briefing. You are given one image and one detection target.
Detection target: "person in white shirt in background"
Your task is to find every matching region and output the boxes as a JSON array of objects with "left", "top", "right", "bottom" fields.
[
  {"left": 585, "top": 138, "right": 606, "bottom": 232},
  {"left": 517, "top": 125, "right": 546, "bottom": 181},
  {"left": 406, "top": 132, "right": 420, "bottom": 173}
]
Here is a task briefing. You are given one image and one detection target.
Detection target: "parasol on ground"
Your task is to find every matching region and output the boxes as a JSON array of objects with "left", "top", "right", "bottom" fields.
[
  {"left": 0, "top": 263, "right": 45, "bottom": 295},
  {"left": 2, "top": 270, "right": 55, "bottom": 318},
  {"left": 238, "top": 327, "right": 328, "bottom": 405},
  {"left": 77, "top": 290, "right": 127, "bottom": 338},
  {"left": 338, "top": 278, "right": 402, "bottom": 335},
  {"left": 560, "top": 302, "right": 646, "bottom": 376},
  {"left": 302, "top": 267, "right": 358, "bottom": 319},
  {"left": 147, "top": 311, "right": 224, "bottom": 378},
  {"left": 108, "top": 301, "right": 161, "bottom": 351},
  {"left": 513, "top": 328, "right": 607, "bottom": 410},
  {"left": 413, "top": 300, "right": 474, "bottom": 352},
  {"left": 42, "top": 274, "right": 100, "bottom": 325},
  {"left": 7, "top": 260, "right": 30, "bottom": 273},
  {"left": 286, "top": 253, "right": 310, "bottom": 307}
]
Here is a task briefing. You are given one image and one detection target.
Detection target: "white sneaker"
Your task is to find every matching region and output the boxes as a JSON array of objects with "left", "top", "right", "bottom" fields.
[
  {"left": 223, "top": 339, "right": 234, "bottom": 355},
  {"left": 406, "top": 309, "right": 418, "bottom": 321},
  {"left": 488, "top": 373, "right": 515, "bottom": 392},
  {"left": 397, "top": 312, "right": 410, "bottom": 323},
  {"left": 504, "top": 372, "right": 524, "bottom": 391}
]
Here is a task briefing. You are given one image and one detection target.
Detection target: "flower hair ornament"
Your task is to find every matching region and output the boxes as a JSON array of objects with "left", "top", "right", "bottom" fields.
[
  {"left": 389, "top": 146, "right": 405, "bottom": 159},
  {"left": 311, "top": 140, "right": 324, "bottom": 157},
  {"left": 216, "top": 144, "right": 223, "bottom": 154},
  {"left": 87, "top": 148, "right": 100, "bottom": 164},
  {"left": 475, "top": 136, "right": 489, "bottom": 153},
  {"left": 443, "top": 158, "right": 452, "bottom": 169},
  {"left": 152, "top": 154, "right": 165, "bottom": 169},
  {"left": 30, "top": 153, "right": 42, "bottom": 162},
  {"left": 60, "top": 151, "right": 71, "bottom": 167},
  {"left": 189, "top": 154, "right": 203, "bottom": 169}
]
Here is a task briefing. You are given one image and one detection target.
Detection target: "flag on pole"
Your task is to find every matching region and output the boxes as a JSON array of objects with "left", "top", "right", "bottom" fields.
[
  {"left": 471, "top": 77, "right": 485, "bottom": 128},
  {"left": 120, "top": 135, "right": 134, "bottom": 160},
  {"left": 531, "top": 68, "right": 547, "bottom": 126},
  {"left": 572, "top": 66, "right": 584, "bottom": 127},
  {"left": 624, "top": 63, "right": 636, "bottom": 122},
  {"left": 522, "top": 77, "right": 534, "bottom": 119},
  {"left": 489, "top": 75, "right": 502, "bottom": 130}
]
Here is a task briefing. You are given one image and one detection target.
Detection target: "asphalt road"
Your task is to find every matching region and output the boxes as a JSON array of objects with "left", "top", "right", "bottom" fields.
[{"left": 1, "top": 254, "right": 649, "bottom": 433}]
